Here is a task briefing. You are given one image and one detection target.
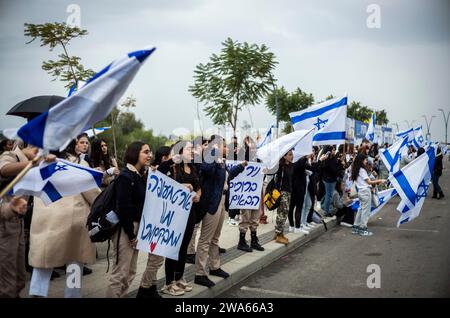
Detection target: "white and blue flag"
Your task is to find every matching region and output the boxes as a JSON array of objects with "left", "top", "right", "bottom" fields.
[
  {"left": 395, "top": 146, "right": 436, "bottom": 226},
  {"left": 412, "top": 126, "right": 425, "bottom": 149},
  {"left": 257, "top": 128, "right": 314, "bottom": 170},
  {"left": 379, "top": 137, "right": 409, "bottom": 173},
  {"left": 15, "top": 47, "right": 156, "bottom": 151},
  {"left": 388, "top": 147, "right": 436, "bottom": 215},
  {"left": 84, "top": 126, "right": 111, "bottom": 138},
  {"left": 365, "top": 112, "right": 376, "bottom": 142},
  {"left": 289, "top": 95, "right": 347, "bottom": 146},
  {"left": 350, "top": 188, "right": 398, "bottom": 218},
  {"left": 12, "top": 159, "right": 103, "bottom": 205},
  {"left": 396, "top": 128, "right": 415, "bottom": 144},
  {"left": 257, "top": 124, "right": 275, "bottom": 149}
]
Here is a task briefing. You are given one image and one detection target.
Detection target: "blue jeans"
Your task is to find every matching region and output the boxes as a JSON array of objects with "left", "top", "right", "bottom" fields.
[
  {"left": 432, "top": 174, "right": 442, "bottom": 193},
  {"left": 323, "top": 181, "right": 336, "bottom": 215}
]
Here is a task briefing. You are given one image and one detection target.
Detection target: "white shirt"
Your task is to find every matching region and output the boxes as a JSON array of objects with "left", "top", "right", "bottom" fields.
[{"left": 356, "top": 168, "right": 371, "bottom": 190}]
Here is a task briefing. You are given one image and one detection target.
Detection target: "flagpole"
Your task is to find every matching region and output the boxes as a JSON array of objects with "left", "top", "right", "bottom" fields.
[{"left": 0, "top": 155, "right": 41, "bottom": 199}]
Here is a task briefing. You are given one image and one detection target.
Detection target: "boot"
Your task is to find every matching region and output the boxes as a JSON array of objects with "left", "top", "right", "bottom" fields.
[
  {"left": 432, "top": 191, "right": 438, "bottom": 199},
  {"left": 237, "top": 232, "right": 253, "bottom": 252},
  {"left": 275, "top": 233, "right": 289, "bottom": 245},
  {"left": 136, "top": 287, "right": 149, "bottom": 298},
  {"left": 438, "top": 191, "right": 444, "bottom": 199},
  {"left": 250, "top": 231, "right": 264, "bottom": 251},
  {"left": 136, "top": 285, "right": 162, "bottom": 298}
]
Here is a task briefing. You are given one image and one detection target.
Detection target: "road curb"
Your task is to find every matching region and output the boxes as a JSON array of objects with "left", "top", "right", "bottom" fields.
[{"left": 164, "top": 217, "right": 337, "bottom": 298}]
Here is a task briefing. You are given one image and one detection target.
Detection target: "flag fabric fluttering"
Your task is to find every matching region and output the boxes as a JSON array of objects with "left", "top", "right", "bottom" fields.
[
  {"left": 84, "top": 126, "right": 111, "bottom": 138},
  {"left": 349, "top": 188, "right": 398, "bottom": 218},
  {"left": 396, "top": 127, "right": 415, "bottom": 144},
  {"left": 365, "top": 112, "right": 376, "bottom": 142},
  {"left": 257, "top": 124, "right": 275, "bottom": 149},
  {"left": 15, "top": 47, "right": 156, "bottom": 151},
  {"left": 388, "top": 147, "right": 436, "bottom": 226},
  {"left": 12, "top": 159, "right": 103, "bottom": 205},
  {"left": 256, "top": 128, "right": 314, "bottom": 170},
  {"left": 412, "top": 126, "right": 425, "bottom": 149},
  {"left": 379, "top": 137, "right": 409, "bottom": 173},
  {"left": 289, "top": 95, "right": 347, "bottom": 146}
]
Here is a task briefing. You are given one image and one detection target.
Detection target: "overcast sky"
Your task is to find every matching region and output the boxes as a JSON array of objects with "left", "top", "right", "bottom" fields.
[{"left": 1, "top": 0, "right": 449, "bottom": 142}]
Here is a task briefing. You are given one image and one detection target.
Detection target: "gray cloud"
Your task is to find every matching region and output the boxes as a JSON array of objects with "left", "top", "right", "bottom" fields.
[{"left": 1, "top": 0, "right": 449, "bottom": 142}]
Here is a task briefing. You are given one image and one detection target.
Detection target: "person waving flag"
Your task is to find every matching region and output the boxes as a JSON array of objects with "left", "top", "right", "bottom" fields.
[{"left": 15, "top": 47, "right": 156, "bottom": 151}]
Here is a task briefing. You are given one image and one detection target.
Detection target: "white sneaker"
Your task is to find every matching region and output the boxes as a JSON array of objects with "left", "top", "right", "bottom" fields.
[
  {"left": 293, "top": 227, "right": 303, "bottom": 234},
  {"left": 288, "top": 226, "right": 294, "bottom": 233},
  {"left": 303, "top": 224, "right": 313, "bottom": 230},
  {"left": 340, "top": 222, "right": 353, "bottom": 228},
  {"left": 308, "top": 222, "right": 317, "bottom": 228},
  {"left": 299, "top": 226, "right": 310, "bottom": 235}
]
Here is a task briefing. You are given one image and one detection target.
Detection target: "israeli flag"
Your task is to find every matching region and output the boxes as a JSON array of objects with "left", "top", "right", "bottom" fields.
[
  {"left": 84, "top": 126, "right": 111, "bottom": 138},
  {"left": 396, "top": 146, "right": 436, "bottom": 226},
  {"left": 289, "top": 95, "right": 347, "bottom": 146},
  {"left": 257, "top": 124, "right": 275, "bottom": 149},
  {"left": 396, "top": 128, "right": 415, "bottom": 144},
  {"left": 365, "top": 112, "right": 376, "bottom": 142},
  {"left": 411, "top": 126, "right": 425, "bottom": 149},
  {"left": 388, "top": 147, "right": 436, "bottom": 212},
  {"left": 349, "top": 188, "right": 398, "bottom": 218},
  {"left": 379, "top": 137, "right": 409, "bottom": 173},
  {"left": 257, "top": 128, "right": 314, "bottom": 170},
  {"left": 12, "top": 159, "right": 103, "bottom": 205},
  {"left": 15, "top": 47, "right": 156, "bottom": 151}
]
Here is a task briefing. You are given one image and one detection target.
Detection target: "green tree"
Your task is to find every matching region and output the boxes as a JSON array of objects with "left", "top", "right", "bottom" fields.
[
  {"left": 266, "top": 87, "right": 314, "bottom": 133},
  {"left": 189, "top": 38, "right": 278, "bottom": 135},
  {"left": 375, "top": 109, "right": 389, "bottom": 125},
  {"left": 24, "top": 22, "right": 95, "bottom": 90},
  {"left": 347, "top": 101, "right": 389, "bottom": 125},
  {"left": 347, "top": 101, "right": 372, "bottom": 123},
  {"left": 95, "top": 105, "right": 167, "bottom": 165}
]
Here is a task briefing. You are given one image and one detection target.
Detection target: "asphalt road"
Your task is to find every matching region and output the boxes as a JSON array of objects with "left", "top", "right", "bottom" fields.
[{"left": 220, "top": 159, "right": 450, "bottom": 298}]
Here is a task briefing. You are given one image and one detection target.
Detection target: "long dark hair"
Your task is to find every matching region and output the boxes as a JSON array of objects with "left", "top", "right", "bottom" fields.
[
  {"left": 351, "top": 153, "right": 368, "bottom": 181},
  {"left": 335, "top": 180, "right": 344, "bottom": 195},
  {"left": 171, "top": 140, "right": 199, "bottom": 180},
  {"left": 91, "top": 138, "right": 113, "bottom": 170},
  {"left": 153, "top": 146, "right": 171, "bottom": 166},
  {"left": 279, "top": 150, "right": 292, "bottom": 168},
  {"left": 124, "top": 141, "right": 147, "bottom": 166}
]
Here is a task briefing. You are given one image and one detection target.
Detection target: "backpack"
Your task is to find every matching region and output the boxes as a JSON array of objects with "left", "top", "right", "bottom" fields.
[
  {"left": 264, "top": 171, "right": 283, "bottom": 211},
  {"left": 86, "top": 179, "right": 119, "bottom": 243}
]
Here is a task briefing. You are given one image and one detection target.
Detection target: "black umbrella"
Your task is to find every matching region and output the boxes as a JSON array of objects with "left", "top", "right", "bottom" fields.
[{"left": 7, "top": 95, "right": 64, "bottom": 121}]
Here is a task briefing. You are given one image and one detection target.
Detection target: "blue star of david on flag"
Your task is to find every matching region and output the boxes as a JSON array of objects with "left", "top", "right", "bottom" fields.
[
  {"left": 54, "top": 164, "right": 68, "bottom": 172},
  {"left": 313, "top": 117, "right": 328, "bottom": 130},
  {"left": 415, "top": 179, "right": 429, "bottom": 202}
]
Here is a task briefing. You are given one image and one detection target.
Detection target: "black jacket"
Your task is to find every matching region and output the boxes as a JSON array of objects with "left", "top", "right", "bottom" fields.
[
  {"left": 290, "top": 157, "right": 319, "bottom": 210},
  {"left": 115, "top": 166, "right": 146, "bottom": 240},
  {"left": 434, "top": 154, "right": 443, "bottom": 177},
  {"left": 320, "top": 156, "right": 343, "bottom": 183}
]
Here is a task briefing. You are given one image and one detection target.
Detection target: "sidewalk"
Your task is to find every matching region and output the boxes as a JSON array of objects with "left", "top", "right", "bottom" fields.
[{"left": 22, "top": 211, "right": 337, "bottom": 298}]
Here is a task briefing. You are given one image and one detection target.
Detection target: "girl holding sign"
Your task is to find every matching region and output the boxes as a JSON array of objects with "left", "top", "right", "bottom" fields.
[
  {"left": 106, "top": 141, "right": 152, "bottom": 298},
  {"left": 161, "top": 140, "right": 202, "bottom": 296}
]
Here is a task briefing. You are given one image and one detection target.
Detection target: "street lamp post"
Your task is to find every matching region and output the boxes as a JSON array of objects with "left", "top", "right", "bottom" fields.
[
  {"left": 392, "top": 122, "right": 400, "bottom": 132},
  {"left": 403, "top": 120, "right": 410, "bottom": 128},
  {"left": 438, "top": 108, "right": 450, "bottom": 145},
  {"left": 422, "top": 115, "right": 436, "bottom": 141}
]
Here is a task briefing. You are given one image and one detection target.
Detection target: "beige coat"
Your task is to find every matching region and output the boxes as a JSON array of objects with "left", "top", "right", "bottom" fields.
[{"left": 29, "top": 155, "right": 101, "bottom": 269}]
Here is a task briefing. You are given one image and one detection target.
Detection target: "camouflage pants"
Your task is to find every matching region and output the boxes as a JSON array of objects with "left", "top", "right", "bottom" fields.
[{"left": 275, "top": 191, "right": 291, "bottom": 234}]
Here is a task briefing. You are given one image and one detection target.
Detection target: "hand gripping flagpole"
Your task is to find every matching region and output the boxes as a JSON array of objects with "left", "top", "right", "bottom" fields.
[{"left": 0, "top": 150, "right": 46, "bottom": 199}]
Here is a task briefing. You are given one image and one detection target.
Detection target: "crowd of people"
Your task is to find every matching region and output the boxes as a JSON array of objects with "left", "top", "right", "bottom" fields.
[{"left": 0, "top": 132, "right": 445, "bottom": 298}]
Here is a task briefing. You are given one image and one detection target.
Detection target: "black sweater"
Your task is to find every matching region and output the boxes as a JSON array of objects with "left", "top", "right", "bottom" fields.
[
  {"left": 115, "top": 166, "right": 147, "bottom": 240},
  {"left": 320, "top": 156, "right": 343, "bottom": 183}
]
